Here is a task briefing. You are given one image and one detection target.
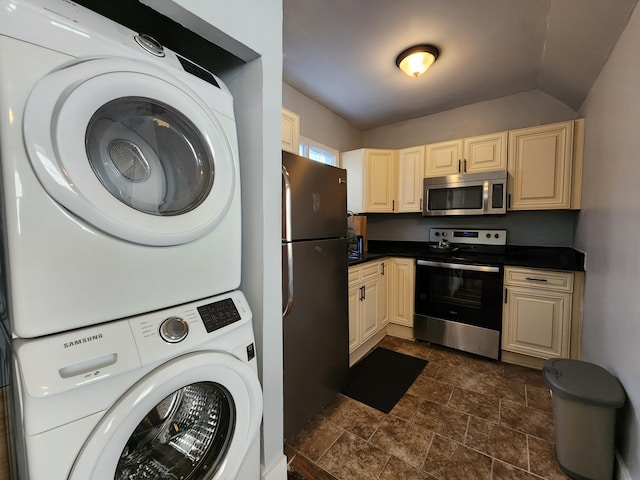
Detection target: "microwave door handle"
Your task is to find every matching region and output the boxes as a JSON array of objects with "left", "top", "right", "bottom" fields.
[{"left": 483, "top": 181, "right": 490, "bottom": 213}]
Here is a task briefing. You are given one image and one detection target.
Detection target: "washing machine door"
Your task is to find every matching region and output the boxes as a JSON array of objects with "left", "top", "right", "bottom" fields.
[
  {"left": 23, "top": 58, "right": 236, "bottom": 246},
  {"left": 69, "top": 352, "right": 262, "bottom": 480}
]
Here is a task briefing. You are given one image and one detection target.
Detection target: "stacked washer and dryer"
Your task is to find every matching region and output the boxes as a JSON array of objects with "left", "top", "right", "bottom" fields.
[{"left": 0, "top": 1, "right": 262, "bottom": 479}]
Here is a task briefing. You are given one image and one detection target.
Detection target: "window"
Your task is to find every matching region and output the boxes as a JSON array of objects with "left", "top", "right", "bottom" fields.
[{"left": 299, "top": 136, "right": 338, "bottom": 166}]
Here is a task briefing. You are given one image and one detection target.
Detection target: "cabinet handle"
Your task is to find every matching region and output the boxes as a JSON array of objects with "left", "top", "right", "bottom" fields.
[
  {"left": 362, "top": 285, "right": 366, "bottom": 300},
  {"left": 525, "top": 277, "right": 548, "bottom": 282},
  {"left": 420, "top": 198, "right": 423, "bottom": 210},
  {"left": 504, "top": 288, "right": 508, "bottom": 303},
  {"left": 360, "top": 286, "right": 365, "bottom": 301},
  {"left": 458, "top": 159, "right": 461, "bottom": 173},
  {"left": 464, "top": 159, "right": 467, "bottom": 172},
  {"left": 392, "top": 199, "right": 395, "bottom": 211},
  {"left": 381, "top": 263, "right": 385, "bottom": 275}
]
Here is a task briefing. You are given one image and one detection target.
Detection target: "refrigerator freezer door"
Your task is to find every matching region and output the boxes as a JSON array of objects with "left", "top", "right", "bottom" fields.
[
  {"left": 282, "top": 151, "right": 347, "bottom": 241},
  {"left": 282, "top": 237, "right": 349, "bottom": 439}
]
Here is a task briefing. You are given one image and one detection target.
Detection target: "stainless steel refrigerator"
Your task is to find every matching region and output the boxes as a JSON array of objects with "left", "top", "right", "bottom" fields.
[{"left": 282, "top": 151, "right": 349, "bottom": 440}]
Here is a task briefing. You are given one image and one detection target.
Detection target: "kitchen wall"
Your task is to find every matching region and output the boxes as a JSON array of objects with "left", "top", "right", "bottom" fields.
[
  {"left": 363, "top": 90, "right": 581, "bottom": 149},
  {"left": 575, "top": 1, "right": 640, "bottom": 478},
  {"left": 366, "top": 210, "right": 578, "bottom": 246},
  {"left": 283, "top": 83, "right": 362, "bottom": 152}
]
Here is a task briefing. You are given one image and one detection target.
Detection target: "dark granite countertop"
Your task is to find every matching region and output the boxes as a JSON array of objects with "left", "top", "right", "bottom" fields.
[
  {"left": 352, "top": 240, "right": 585, "bottom": 271},
  {"left": 347, "top": 252, "right": 387, "bottom": 266}
]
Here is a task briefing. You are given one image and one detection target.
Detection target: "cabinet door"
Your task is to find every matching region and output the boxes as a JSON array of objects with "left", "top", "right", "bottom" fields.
[
  {"left": 425, "top": 140, "right": 462, "bottom": 177},
  {"left": 281, "top": 108, "right": 300, "bottom": 154},
  {"left": 379, "top": 261, "right": 388, "bottom": 326},
  {"left": 396, "top": 146, "right": 424, "bottom": 212},
  {"left": 347, "top": 282, "right": 361, "bottom": 353},
  {"left": 508, "top": 121, "right": 574, "bottom": 210},
  {"left": 360, "top": 277, "right": 380, "bottom": 343},
  {"left": 364, "top": 149, "right": 396, "bottom": 212},
  {"left": 389, "top": 258, "right": 415, "bottom": 327},
  {"left": 464, "top": 131, "right": 507, "bottom": 174},
  {"left": 502, "top": 286, "right": 572, "bottom": 359}
]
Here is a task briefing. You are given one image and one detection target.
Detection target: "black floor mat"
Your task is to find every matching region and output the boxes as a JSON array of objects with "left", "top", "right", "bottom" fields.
[{"left": 342, "top": 347, "right": 427, "bottom": 413}]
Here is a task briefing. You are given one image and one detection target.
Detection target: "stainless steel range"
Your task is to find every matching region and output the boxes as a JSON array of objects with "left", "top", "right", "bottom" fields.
[{"left": 414, "top": 228, "right": 506, "bottom": 360}]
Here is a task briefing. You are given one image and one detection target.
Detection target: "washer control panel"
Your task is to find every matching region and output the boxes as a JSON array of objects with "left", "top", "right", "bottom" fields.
[{"left": 197, "top": 298, "right": 242, "bottom": 333}]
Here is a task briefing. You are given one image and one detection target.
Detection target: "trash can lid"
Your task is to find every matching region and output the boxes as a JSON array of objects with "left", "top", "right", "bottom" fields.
[{"left": 543, "top": 359, "right": 625, "bottom": 408}]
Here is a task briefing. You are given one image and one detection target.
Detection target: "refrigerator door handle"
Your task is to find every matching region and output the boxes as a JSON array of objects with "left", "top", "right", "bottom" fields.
[
  {"left": 283, "top": 242, "right": 294, "bottom": 317},
  {"left": 282, "top": 165, "right": 293, "bottom": 243},
  {"left": 282, "top": 165, "right": 294, "bottom": 317}
]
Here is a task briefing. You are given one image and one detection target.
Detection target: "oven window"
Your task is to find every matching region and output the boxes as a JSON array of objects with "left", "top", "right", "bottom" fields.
[
  {"left": 428, "top": 186, "right": 483, "bottom": 211},
  {"left": 415, "top": 265, "right": 502, "bottom": 331},
  {"left": 431, "top": 270, "right": 482, "bottom": 309}
]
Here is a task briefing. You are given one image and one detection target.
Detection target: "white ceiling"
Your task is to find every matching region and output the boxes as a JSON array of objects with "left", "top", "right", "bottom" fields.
[{"left": 283, "top": 0, "right": 639, "bottom": 130}]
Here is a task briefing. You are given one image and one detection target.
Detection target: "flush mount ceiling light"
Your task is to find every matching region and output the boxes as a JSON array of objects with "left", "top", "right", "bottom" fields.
[{"left": 396, "top": 44, "right": 440, "bottom": 78}]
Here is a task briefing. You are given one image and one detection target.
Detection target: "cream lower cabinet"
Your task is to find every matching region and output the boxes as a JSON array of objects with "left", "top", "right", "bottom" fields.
[
  {"left": 502, "top": 267, "right": 574, "bottom": 364},
  {"left": 348, "top": 260, "right": 387, "bottom": 365},
  {"left": 388, "top": 257, "right": 415, "bottom": 327}
]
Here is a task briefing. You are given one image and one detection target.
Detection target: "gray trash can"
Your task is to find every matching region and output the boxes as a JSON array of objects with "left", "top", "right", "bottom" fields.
[{"left": 543, "top": 359, "right": 625, "bottom": 480}]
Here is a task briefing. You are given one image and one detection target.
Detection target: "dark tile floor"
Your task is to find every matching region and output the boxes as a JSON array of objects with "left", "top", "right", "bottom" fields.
[{"left": 285, "top": 336, "right": 571, "bottom": 480}]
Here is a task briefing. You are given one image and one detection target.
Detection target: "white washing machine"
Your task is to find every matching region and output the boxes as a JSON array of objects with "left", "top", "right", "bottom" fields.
[
  {"left": 11, "top": 290, "right": 262, "bottom": 480},
  {"left": 0, "top": 0, "right": 243, "bottom": 338}
]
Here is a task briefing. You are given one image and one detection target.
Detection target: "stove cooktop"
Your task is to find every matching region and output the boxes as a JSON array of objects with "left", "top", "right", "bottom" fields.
[{"left": 418, "top": 228, "right": 507, "bottom": 266}]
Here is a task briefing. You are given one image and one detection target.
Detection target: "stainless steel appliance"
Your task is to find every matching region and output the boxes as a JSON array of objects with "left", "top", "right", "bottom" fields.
[
  {"left": 422, "top": 170, "right": 507, "bottom": 216},
  {"left": 282, "top": 151, "right": 349, "bottom": 439},
  {"left": 414, "top": 228, "right": 506, "bottom": 359}
]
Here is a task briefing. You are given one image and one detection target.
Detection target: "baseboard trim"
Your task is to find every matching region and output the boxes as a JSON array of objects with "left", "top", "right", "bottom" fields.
[
  {"left": 615, "top": 450, "right": 632, "bottom": 480},
  {"left": 262, "top": 453, "right": 288, "bottom": 480}
]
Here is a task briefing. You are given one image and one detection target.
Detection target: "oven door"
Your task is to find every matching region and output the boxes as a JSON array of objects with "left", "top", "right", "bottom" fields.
[{"left": 414, "top": 260, "right": 502, "bottom": 330}]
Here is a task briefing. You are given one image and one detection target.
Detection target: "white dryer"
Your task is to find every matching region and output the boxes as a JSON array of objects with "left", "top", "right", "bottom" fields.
[
  {"left": 0, "top": 0, "right": 243, "bottom": 338},
  {"left": 11, "top": 290, "right": 262, "bottom": 480}
]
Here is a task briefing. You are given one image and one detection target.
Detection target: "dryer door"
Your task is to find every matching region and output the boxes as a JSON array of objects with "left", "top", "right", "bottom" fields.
[
  {"left": 23, "top": 58, "right": 236, "bottom": 246},
  {"left": 69, "top": 352, "right": 262, "bottom": 480}
]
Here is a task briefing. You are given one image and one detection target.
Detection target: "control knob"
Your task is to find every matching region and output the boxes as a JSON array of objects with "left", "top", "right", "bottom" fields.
[{"left": 159, "top": 317, "right": 189, "bottom": 343}]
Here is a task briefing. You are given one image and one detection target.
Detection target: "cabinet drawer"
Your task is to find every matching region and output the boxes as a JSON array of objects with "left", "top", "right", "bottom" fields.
[
  {"left": 504, "top": 267, "right": 574, "bottom": 292},
  {"left": 348, "top": 266, "right": 361, "bottom": 286},
  {"left": 361, "top": 261, "right": 381, "bottom": 280}
]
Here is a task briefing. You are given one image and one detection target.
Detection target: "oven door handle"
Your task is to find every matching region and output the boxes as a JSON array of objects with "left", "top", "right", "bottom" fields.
[{"left": 416, "top": 259, "right": 500, "bottom": 273}]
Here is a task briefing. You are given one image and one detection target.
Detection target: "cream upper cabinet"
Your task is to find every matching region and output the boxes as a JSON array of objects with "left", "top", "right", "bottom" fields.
[
  {"left": 507, "top": 120, "right": 584, "bottom": 210},
  {"left": 502, "top": 267, "right": 574, "bottom": 360},
  {"left": 425, "top": 132, "right": 507, "bottom": 177},
  {"left": 425, "top": 139, "right": 462, "bottom": 177},
  {"left": 281, "top": 108, "right": 300, "bottom": 154},
  {"left": 396, "top": 146, "right": 424, "bottom": 212},
  {"left": 464, "top": 131, "right": 508, "bottom": 174},
  {"left": 342, "top": 148, "right": 396, "bottom": 213},
  {"left": 388, "top": 257, "right": 415, "bottom": 327}
]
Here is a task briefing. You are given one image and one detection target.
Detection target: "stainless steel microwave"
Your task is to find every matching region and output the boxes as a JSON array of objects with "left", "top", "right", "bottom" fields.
[{"left": 422, "top": 170, "right": 507, "bottom": 216}]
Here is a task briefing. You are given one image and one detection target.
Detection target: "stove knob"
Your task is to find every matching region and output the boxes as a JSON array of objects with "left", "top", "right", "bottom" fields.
[
  {"left": 434, "top": 232, "right": 440, "bottom": 237},
  {"left": 486, "top": 233, "right": 491, "bottom": 238},
  {"left": 494, "top": 233, "right": 500, "bottom": 238},
  {"left": 159, "top": 317, "right": 189, "bottom": 343},
  {"left": 442, "top": 232, "right": 447, "bottom": 237}
]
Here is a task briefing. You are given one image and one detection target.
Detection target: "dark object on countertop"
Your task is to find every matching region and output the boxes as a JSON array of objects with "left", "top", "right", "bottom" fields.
[{"left": 342, "top": 347, "right": 427, "bottom": 413}]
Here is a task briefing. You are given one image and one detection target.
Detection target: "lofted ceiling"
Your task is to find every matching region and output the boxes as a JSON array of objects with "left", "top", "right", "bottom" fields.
[{"left": 283, "top": 0, "right": 639, "bottom": 130}]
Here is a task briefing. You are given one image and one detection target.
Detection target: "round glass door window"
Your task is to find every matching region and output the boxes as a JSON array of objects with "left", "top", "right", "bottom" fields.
[
  {"left": 86, "top": 97, "right": 215, "bottom": 216},
  {"left": 116, "top": 382, "right": 235, "bottom": 480}
]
